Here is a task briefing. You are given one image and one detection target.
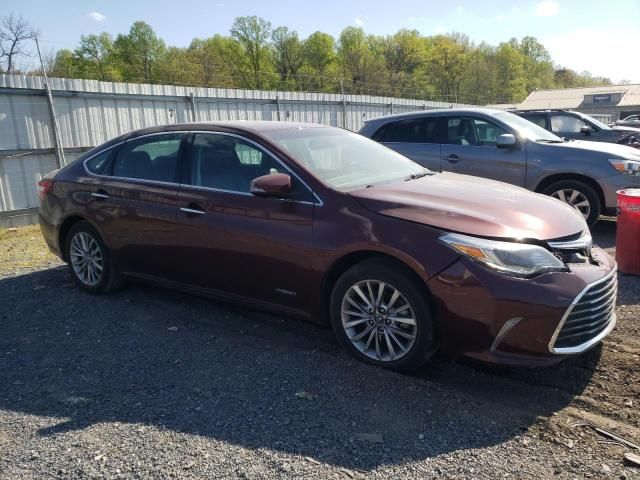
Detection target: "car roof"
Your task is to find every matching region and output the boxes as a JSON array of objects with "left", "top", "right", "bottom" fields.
[
  {"left": 362, "top": 107, "right": 509, "bottom": 124},
  {"left": 119, "top": 120, "right": 332, "bottom": 140}
]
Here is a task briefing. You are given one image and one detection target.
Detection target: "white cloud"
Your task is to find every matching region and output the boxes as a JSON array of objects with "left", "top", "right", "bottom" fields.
[
  {"left": 494, "top": 14, "right": 505, "bottom": 22},
  {"left": 216, "top": 2, "right": 224, "bottom": 6},
  {"left": 456, "top": 5, "right": 465, "bottom": 13},
  {"left": 354, "top": 17, "right": 364, "bottom": 26},
  {"left": 534, "top": 0, "right": 559, "bottom": 17},
  {"left": 434, "top": 25, "right": 447, "bottom": 34},
  {"left": 544, "top": 27, "right": 640, "bottom": 83},
  {"left": 87, "top": 11, "right": 106, "bottom": 22}
]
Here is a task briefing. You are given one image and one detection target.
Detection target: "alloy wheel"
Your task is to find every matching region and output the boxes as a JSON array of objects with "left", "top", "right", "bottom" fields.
[
  {"left": 341, "top": 279, "right": 417, "bottom": 362},
  {"left": 69, "top": 231, "right": 104, "bottom": 286},
  {"left": 551, "top": 189, "right": 591, "bottom": 219}
]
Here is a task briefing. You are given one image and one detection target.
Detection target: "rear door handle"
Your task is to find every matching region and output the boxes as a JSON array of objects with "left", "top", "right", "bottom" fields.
[
  {"left": 91, "top": 191, "right": 109, "bottom": 200},
  {"left": 444, "top": 154, "right": 460, "bottom": 163},
  {"left": 180, "top": 205, "right": 205, "bottom": 216}
]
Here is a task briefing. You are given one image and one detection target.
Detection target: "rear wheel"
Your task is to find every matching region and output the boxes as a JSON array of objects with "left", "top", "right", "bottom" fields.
[
  {"left": 64, "top": 221, "right": 123, "bottom": 293},
  {"left": 330, "top": 259, "right": 436, "bottom": 372},
  {"left": 542, "top": 180, "right": 601, "bottom": 227}
]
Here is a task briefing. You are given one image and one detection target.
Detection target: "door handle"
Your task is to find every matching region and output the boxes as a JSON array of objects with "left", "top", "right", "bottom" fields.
[
  {"left": 91, "top": 191, "right": 109, "bottom": 200},
  {"left": 444, "top": 154, "right": 460, "bottom": 163},
  {"left": 180, "top": 206, "right": 205, "bottom": 216}
]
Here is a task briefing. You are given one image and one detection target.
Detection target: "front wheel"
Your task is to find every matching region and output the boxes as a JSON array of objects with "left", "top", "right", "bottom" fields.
[
  {"left": 542, "top": 180, "right": 601, "bottom": 227},
  {"left": 330, "top": 259, "right": 436, "bottom": 372}
]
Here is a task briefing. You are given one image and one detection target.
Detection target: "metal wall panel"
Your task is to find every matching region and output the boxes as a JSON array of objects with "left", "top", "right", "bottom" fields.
[{"left": 0, "top": 74, "right": 472, "bottom": 212}]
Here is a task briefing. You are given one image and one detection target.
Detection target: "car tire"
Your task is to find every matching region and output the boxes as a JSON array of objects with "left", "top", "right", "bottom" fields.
[
  {"left": 329, "top": 258, "right": 437, "bottom": 372},
  {"left": 64, "top": 221, "right": 123, "bottom": 293},
  {"left": 542, "top": 180, "right": 601, "bottom": 227}
]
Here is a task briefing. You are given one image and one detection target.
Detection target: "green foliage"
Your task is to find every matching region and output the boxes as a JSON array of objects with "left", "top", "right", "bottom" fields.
[{"left": 47, "top": 17, "right": 613, "bottom": 104}]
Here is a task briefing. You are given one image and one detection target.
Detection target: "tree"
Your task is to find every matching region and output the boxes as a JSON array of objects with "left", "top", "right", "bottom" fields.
[
  {"left": 75, "top": 33, "right": 118, "bottom": 81},
  {"left": 114, "top": 21, "right": 166, "bottom": 82},
  {"left": 421, "top": 35, "right": 469, "bottom": 101},
  {"left": 230, "top": 16, "right": 272, "bottom": 89},
  {"left": 302, "top": 31, "right": 336, "bottom": 90},
  {"left": 495, "top": 42, "right": 527, "bottom": 102},
  {"left": 0, "top": 14, "right": 38, "bottom": 73},
  {"left": 271, "top": 26, "right": 305, "bottom": 86}
]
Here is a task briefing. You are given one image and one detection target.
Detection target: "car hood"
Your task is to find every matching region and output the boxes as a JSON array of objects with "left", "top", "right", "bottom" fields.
[
  {"left": 560, "top": 139, "right": 640, "bottom": 158},
  {"left": 350, "top": 172, "right": 586, "bottom": 240},
  {"left": 612, "top": 125, "right": 640, "bottom": 134}
]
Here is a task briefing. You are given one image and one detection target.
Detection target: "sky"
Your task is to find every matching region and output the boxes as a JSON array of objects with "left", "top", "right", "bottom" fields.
[{"left": 3, "top": 0, "right": 640, "bottom": 83}]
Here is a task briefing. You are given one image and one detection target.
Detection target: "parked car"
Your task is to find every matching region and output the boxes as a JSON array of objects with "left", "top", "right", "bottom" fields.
[
  {"left": 359, "top": 108, "right": 640, "bottom": 226},
  {"left": 616, "top": 114, "right": 640, "bottom": 128},
  {"left": 513, "top": 109, "right": 640, "bottom": 148},
  {"left": 39, "top": 121, "right": 616, "bottom": 371}
]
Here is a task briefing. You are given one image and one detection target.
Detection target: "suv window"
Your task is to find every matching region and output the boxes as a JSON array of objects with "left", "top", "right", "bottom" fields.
[
  {"left": 372, "top": 117, "right": 444, "bottom": 143},
  {"left": 519, "top": 113, "right": 547, "bottom": 129},
  {"left": 112, "top": 134, "right": 183, "bottom": 182},
  {"left": 550, "top": 114, "right": 587, "bottom": 134},
  {"left": 188, "top": 133, "right": 311, "bottom": 201},
  {"left": 445, "top": 117, "right": 507, "bottom": 146}
]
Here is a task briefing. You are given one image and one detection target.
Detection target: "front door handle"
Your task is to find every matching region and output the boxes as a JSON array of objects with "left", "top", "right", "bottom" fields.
[
  {"left": 180, "top": 205, "right": 205, "bottom": 216},
  {"left": 444, "top": 154, "right": 460, "bottom": 163},
  {"left": 91, "top": 190, "right": 109, "bottom": 200}
]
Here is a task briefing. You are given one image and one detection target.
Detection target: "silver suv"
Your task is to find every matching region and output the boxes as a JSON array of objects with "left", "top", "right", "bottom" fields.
[{"left": 359, "top": 108, "right": 640, "bottom": 226}]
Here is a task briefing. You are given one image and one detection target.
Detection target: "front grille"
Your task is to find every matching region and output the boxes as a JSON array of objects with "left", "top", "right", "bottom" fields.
[{"left": 552, "top": 270, "right": 617, "bottom": 350}]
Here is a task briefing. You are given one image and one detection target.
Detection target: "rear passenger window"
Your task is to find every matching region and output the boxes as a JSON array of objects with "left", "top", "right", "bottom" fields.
[
  {"left": 373, "top": 118, "right": 444, "bottom": 144},
  {"left": 85, "top": 149, "right": 114, "bottom": 175},
  {"left": 112, "top": 134, "right": 183, "bottom": 182},
  {"left": 520, "top": 113, "right": 547, "bottom": 129}
]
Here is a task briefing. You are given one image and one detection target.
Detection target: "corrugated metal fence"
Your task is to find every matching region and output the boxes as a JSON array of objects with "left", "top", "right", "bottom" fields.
[{"left": 0, "top": 74, "right": 471, "bottom": 215}]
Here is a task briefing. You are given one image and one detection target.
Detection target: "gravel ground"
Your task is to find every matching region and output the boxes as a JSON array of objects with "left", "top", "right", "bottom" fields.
[{"left": 0, "top": 220, "right": 639, "bottom": 479}]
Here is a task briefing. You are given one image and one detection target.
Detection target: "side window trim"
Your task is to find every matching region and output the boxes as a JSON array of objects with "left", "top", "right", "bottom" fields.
[{"left": 183, "top": 130, "right": 322, "bottom": 206}]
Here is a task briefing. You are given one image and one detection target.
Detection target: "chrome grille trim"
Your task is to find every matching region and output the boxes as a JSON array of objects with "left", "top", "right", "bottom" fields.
[{"left": 549, "top": 267, "right": 618, "bottom": 354}]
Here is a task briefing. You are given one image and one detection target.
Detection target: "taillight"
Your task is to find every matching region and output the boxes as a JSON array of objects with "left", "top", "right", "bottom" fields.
[{"left": 38, "top": 179, "right": 53, "bottom": 201}]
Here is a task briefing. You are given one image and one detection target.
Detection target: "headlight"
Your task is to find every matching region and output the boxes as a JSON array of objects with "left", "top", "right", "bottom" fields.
[
  {"left": 609, "top": 158, "right": 640, "bottom": 175},
  {"left": 440, "top": 233, "right": 567, "bottom": 277}
]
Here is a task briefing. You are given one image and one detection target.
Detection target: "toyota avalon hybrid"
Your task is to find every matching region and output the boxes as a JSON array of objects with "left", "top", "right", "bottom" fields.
[{"left": 38, "top": 122, "right": 617, "bottom": 371}]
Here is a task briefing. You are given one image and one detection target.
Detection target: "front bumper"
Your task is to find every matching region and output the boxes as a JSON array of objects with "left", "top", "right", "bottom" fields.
[
  {"left": 600, "top": 173, "right": 640, "bottom": 209},
  {"left": 427, "top": 246, "right": 616, "bottom": 366}
]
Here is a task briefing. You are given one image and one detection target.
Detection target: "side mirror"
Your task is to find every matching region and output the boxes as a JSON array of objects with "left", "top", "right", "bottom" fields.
[
  {"left": 250, "top": 172, "right": 292, "bottom": 198},
  {"left": 497, "top": 134, "right": 517, "bottom": 148},
  {"left": 580, "top": 125, "right": 592, "bottom": 135}
]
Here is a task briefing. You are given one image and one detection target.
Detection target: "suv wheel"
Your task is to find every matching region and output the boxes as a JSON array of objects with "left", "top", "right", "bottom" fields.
[
  {"left": 64, "top": 221, "right": 123, "bottom": 293},
  {"left": 542, "top": 180, "right": 601, "bottom": 227},
  {"left": 330, "top": 258, "right": 436, "bottom": 372}
]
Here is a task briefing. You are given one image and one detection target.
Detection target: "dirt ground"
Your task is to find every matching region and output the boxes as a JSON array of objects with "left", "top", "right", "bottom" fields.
[{"left": 0, "top": 220, "right": 638, "bottom": 479}]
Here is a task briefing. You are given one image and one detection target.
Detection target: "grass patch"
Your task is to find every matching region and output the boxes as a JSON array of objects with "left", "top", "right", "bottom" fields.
[{"left": 0, "top": 225, "right": 62, "bottom": 277}]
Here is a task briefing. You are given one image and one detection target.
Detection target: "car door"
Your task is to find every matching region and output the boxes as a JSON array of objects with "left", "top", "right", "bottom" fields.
[
  {"left": 84, "top": 132, "right": 185, "bottom": 280},
  {"left": 175, "top": 131, "right": 315, "bottom": 315},
  {"left": 372, "top": 116, "right": 445, "bottom": 170},
  {"left": 440, "top": 115, "right": 526, "bottom": 186}
]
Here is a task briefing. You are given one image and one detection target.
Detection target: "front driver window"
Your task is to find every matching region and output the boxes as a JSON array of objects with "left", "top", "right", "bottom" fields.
[
  {"left": 551, "top": 115, "right": 587, "bottom": 133},
  {"left": 188, "top": 133, "right": 312, "bottom": 202},
  {"left": 446, "top": 117, "right": 506, "bottom": 147}
]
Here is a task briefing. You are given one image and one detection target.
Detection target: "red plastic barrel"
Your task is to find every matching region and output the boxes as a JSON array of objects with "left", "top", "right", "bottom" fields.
[{"left": 616, "top": 189, "right": 640, "bottom": 274}]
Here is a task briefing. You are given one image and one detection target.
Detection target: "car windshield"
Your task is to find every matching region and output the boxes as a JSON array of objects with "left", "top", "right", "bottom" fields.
[
  {"left": 494, "top": 111, "right": 564, "bottom": 142},
  {"left": 262, "top": 127, "right": 429, "bottom": 191}
]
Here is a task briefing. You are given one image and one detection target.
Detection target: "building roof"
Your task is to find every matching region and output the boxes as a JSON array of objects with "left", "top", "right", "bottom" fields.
[{"left": 519, "top": 84, "right": 640, "bottom": 110}]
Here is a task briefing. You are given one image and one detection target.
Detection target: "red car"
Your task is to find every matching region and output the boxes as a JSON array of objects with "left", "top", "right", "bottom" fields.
[{"left": 38, "top": 122, "right": 617, "bottom": 371}]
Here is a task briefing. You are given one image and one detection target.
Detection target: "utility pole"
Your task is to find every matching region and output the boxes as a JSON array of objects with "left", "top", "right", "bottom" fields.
[
  {"left": 340, "top": 78, "right": 347, "bottom": 130},
  {"left": 35, "top": 37, "right": 65, "bottom": 168}
]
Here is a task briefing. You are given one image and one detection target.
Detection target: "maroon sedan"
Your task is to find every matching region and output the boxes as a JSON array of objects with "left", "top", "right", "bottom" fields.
[{"left": 38, "top": 122, "right": 617, "bottom": 371}]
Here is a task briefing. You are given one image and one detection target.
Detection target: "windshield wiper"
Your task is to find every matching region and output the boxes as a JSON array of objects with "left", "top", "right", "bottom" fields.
[
  {"left": 404, "top": 171, "right": 433, "bottom": 181},
  {"left": 536, "top": 139, "right": 565, "bottom": 143}
]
